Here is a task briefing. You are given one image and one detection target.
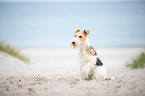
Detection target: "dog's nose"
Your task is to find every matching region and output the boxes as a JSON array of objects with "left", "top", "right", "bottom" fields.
[{"left": 72, "top": 41, "right": 75, "bottom": 45}]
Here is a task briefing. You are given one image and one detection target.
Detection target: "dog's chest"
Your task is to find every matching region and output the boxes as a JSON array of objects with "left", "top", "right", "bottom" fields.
[{"left": 79, "top": 49, "right": 94, "bottom": 66}]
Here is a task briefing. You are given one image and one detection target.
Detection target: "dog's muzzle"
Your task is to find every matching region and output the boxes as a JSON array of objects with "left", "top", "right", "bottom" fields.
[
  {"left": 70, "top": 41, "right": 76, "bottom": 47},
  {"left": 72, "top": 41, "right": 75, "bottom": 45}
]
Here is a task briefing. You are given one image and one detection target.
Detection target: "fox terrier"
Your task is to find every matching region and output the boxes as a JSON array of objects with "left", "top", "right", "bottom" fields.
[{"left": 71, "top": 29, "right": 114, "bottom": 81}]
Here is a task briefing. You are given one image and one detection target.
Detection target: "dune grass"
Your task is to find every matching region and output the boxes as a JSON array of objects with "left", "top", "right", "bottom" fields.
[
  {"left": 0, "top": 42, "right": 29, "bottom": 63},
  {"left": 126, "top": 51, "right": 145, "bottom": 69}
]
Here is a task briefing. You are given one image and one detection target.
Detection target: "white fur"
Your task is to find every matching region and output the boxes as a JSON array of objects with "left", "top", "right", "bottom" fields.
[{"left": 72, "top": 37, "right": 114, "bottom": 81}]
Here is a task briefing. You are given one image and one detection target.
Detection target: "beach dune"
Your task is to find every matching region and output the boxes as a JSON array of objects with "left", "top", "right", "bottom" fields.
[{"left": 0, "top": 47, "right": 145, "bottom": 96}]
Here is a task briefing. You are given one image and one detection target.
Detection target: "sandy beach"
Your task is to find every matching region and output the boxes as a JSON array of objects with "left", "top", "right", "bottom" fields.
[{"left": 0, "top": 47, "right": 145, "bottom": 96}]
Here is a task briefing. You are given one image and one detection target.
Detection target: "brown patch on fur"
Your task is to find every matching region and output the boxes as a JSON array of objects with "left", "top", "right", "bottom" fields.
[
  {"left": 86, "top": 46, "right": 96, "bottom": 56},
  {"left": 74, "top": 29, "right": 80, "bottom": 33},
  {"left": 73, "top": 29, "right": 90, "bottom": 41},
  {"left": 83, "top": 30, "right": 90, "bottom": 36},
  {"left": 79, "top": 33, "right": 87, "bottom": 41},
  {"left": 80, "top": 30, "right": 89, "bottom": 41}
]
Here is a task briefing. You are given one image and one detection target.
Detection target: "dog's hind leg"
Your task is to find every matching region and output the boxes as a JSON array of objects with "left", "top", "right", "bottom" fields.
[
  {"left": 93, "top": 66, "right": 107, "bottom": 81},
  {"left": 93, "top": 66, "right": 115, "bottom": 81}
]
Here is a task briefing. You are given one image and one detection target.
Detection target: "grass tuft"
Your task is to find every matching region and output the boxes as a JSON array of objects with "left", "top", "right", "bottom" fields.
[
  {"left": 0, "top": 42, "right": 29, "bottom": 63},
  {"left": 126, "top": 51, "right": 145, "bottom": 69}
]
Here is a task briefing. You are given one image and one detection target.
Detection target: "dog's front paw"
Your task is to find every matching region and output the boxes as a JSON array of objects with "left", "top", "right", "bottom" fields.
[
  {"left": 86, "top": 75, "right": 89, "bottom": 79},
  {"left": 82, "top": 75, "right": 89, "bottom": 80}
]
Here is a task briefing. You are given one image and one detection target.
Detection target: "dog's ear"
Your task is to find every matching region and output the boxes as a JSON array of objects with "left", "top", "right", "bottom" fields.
[
  {"left": 75, "top": 29, "right": 80, "bottom": 33},
  {"left": 83, "top": 30, "right": 90, "bottom": 35}
]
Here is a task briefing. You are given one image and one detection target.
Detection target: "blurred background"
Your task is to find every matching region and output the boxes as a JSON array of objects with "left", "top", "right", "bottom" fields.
[{"left": 0, "top": 0, "right": 145, "bottom": 48}]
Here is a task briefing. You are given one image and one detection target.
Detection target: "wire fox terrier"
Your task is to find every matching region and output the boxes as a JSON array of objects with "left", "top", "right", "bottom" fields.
[{"left": 71, "top": 29, "right": 114, "bottom": 81}]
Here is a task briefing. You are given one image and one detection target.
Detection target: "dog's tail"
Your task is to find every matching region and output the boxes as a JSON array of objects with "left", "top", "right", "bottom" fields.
[{"left": 105, "top": 77, "right": 115, "bottom": 81}]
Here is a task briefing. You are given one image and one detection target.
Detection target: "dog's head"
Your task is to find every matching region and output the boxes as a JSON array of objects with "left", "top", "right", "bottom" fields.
[{"left": 71, "top": 29, "right": 90, "bottom": 48}]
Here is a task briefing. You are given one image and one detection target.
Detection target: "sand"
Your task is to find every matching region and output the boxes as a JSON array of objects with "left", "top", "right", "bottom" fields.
[{"left": 0, "top": 47, "right": 145, "bottom": 96}]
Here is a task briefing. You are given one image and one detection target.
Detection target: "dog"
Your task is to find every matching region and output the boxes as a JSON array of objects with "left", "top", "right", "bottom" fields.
[{"left": 71, "top": 29, "right": 114, "bottom": 81}]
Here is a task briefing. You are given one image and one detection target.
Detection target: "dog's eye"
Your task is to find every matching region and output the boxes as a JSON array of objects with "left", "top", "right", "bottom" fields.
[
  {"left": 74, "top": 35, "right": 76, "bottom": 37},
  {"left": 79, "top": 36, "right": 82, "bottom": 38}
]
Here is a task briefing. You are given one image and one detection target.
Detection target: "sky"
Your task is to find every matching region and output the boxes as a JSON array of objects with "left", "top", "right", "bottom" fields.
[{"left": 0, "top": 0, "right": 145, "bottom": 47}]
